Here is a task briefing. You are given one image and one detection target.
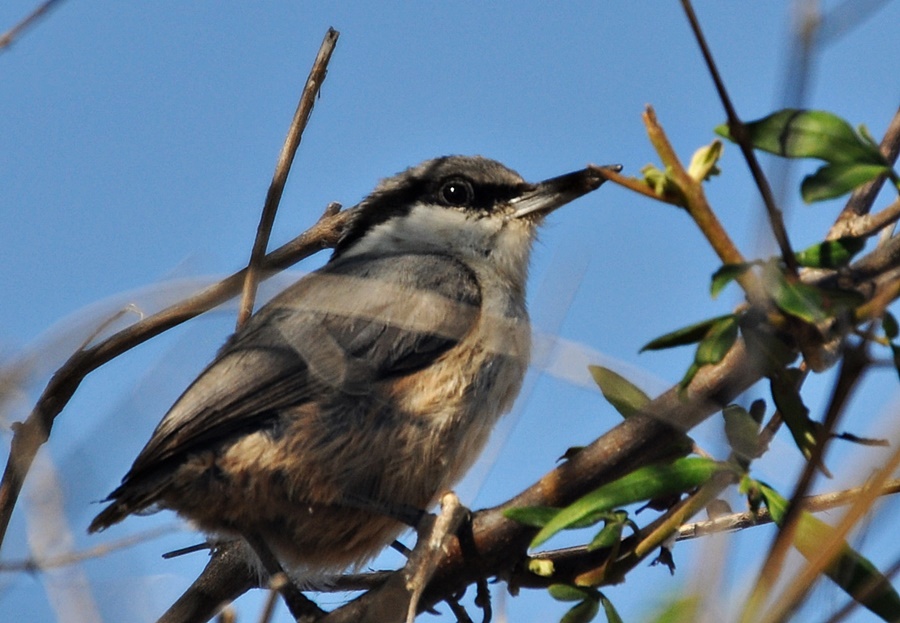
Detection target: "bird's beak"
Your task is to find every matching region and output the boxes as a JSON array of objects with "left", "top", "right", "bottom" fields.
[{"left": 510, "top": 163, "right": 622, "bottom": 220}]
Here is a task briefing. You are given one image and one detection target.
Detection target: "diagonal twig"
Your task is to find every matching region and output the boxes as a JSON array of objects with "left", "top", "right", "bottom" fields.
[
  {"left": 236, "top": 27, "right": 340, "bottom": 329},
  {"left": 679, "top": 0, "right": 799, "bottom": 275},
  {"left": 0, "top": 0, "right": 66, "bottom": 52}
]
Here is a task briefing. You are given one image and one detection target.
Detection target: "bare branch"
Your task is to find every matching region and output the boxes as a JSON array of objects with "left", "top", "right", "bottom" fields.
[
  {"left": 0, "top": 0, "right": 65, "bottom": 52},
  {"left": 830, "top": 105, "right": 900, "bottom": 237},
  {"left": 0, "top": 525, "right": 179, "bottom": 572},
  {"left": 236, "top": 27, "right": 340, "bottom": 329},
  {"left": 679, "top": 0, "right": 798, "bottom": 274},
  {"left": 677, "top": 478, "right": 900, "bottom": 541}
]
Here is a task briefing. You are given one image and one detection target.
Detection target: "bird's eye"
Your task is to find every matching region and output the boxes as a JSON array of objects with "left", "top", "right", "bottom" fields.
[{"left": 439, "top": 178, "right": 474, "bottom": 206}]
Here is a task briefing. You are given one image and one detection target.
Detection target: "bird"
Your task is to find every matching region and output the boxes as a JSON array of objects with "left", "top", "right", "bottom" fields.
[{"left": 89, "top": 155, "right": 617, "bottom": 576}]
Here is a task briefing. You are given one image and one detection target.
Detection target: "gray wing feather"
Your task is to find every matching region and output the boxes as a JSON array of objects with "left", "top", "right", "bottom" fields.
[{"left": 120, "top": 253, "right": 481, "bottom": 482}]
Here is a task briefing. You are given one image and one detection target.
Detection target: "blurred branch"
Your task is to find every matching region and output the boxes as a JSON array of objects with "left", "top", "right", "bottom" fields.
[
  {"left": 236, "top": 27, "right": 340, "bottom": 329},
  {"left": 0, "top": 192, "right": 353, "bottom": 552},
  {"left": 0, "top": 525, "right": 179, "bottom": 572},
  {"left": 763, "top": 430, "right": 900, "bottom": 623},
  {"left": 753, "top": 339, "right": 871, "bottom": 606},
  {"left": 0, "top": 0, "right": 65, "bottom": 52}
]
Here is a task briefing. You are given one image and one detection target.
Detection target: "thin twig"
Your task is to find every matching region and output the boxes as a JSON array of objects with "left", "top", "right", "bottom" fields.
[
  {"left": 598, "top": 166, "right": 683, "bottom": 206},
  {"left": 641, "top": 107, "right": 768, "bottom": 306},
  {"left": 829, "top": 197, "right": 900, "bottom": 240},
  {"left": 676, "top": 478, "right": 900, "bottom": 541},
  {"left": 830, "top": 106, "right": 900, "bottom": 236},
  {"left": 679, "top": 0, "right": 799, "bottom": 275},
  {"left": 0, "top": 524, "right": 179, "bottom": 572},
  {"left": 0, "top": 0, "right": 65, "bottom": 51},
  {"left": 236, "top": 27, "right": 340, "bottom": 329}
]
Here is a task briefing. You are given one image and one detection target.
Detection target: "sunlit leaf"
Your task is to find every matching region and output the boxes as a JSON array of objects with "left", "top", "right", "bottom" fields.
[
  {"left": 802, "top": 162, "right": 891, "bottom": 203},
  {"left": 589, "top": 365, "right": 651, "bottom": 418},
  {"left": 794, "top": 237, "right": 866, "bottom": 268},
  {"left": 758, "top": 483, "right": 900, "bottom": 621},
  {"left": 587, "top": 518, "right": 625, "bottom": 551},
  {"left": 530, "top": 458, "right": 730, "bottom": 548},
  {"left": 641, "top": 314, "right": 735, "bottom": 351},
  {"left": 687, "top": 140, "right": 722, "bottom": 182},
  {"left": 716, "top": 110, "right": 888, "bottom": 166},
  {"left": 504, "top": 506, "right": 560, "bottom": 528}
]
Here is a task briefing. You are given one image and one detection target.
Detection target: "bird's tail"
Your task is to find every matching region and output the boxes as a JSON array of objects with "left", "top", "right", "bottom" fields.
[{"left": 88, "top": 474, "right": 168, "bottom": 533}]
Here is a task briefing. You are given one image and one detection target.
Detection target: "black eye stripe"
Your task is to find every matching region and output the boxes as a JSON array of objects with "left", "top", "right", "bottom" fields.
[{"left": 434, "top": 178, "right": 525, "bottom": 211}]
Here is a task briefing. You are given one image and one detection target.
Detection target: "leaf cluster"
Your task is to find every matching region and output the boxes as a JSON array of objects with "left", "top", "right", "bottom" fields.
[{"left": 505, "top": 106, "right": 900, "bottom": 623}]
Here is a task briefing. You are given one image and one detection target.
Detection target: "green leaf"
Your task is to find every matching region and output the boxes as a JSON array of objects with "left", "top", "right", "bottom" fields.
[
  {"left": 723, "top": 404, "right": 761, "bottom": 462},
  {"left": 758, "top": 483, "right": 900, "bottom": 622},
  {"left": 641, "top": 164, "right": 685, "bottom": 204},
  {"left": 504, "top": 506, "right": 561, "bottom": 528},
  {"left": 794, "top": 237, "right": 866, "bottom": 269},
  {"left": 599, "top": 593, "right": 624, "bottom": 623},
  {"left": 530, "top": 458, "right": 730, "bottom": 549},
  {"left": 763, "top": 263, "right": 828, "bottom": 324},
  {"left": 588, "top": 366, "right": 651, "bottom": 418},
  {"left": 641, "top": 314, "right": 735, "bottom": 352},
  {"left": 561, "top": 598, "right": 601, "bottom": 623},
  {"left": 505, "top": 505, "right": 619, "bottom": 531},
  {"left": 694, "top": 315, "right": 739, "bottom": 365},
  {"left": 710, "top": 262, "right": 754, "bottom": 298},
  {"left": 679, "top": 315, "right": 739, "bottom": 389},
  {"left": 890, "top": 343, "right": 900, "bottom": 383},
  {"left": 550, "top": 584, "right": 594, "bottom": 602},
  {"left": 883, "top": 313, "right": 899, "bottom": 340},
  {"left": 801, "top": 162, "right": 891, "bottom": 203},
  {"left": 677, "top": 361, "right": 702, "bottom": 390},
  {"left": 586, "top": 518, "right": 625, "bottom": 551},
  {"left": 716, "top": 110, "right": 888, "bottom": 166}
]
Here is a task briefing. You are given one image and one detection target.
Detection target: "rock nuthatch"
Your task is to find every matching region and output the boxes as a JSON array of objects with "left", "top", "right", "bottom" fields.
[{"left": 89, "top": 155, "right": 617, "bottom": 574}]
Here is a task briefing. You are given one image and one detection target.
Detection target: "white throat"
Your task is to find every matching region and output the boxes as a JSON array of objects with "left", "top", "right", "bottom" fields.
[{"left": 340, "top": 202, "right": 536, "bottom": 287}]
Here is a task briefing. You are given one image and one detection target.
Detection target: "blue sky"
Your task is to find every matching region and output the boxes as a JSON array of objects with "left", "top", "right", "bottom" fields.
[{"left": 2, "top": 2, "right": 900, "bottom": 622}]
